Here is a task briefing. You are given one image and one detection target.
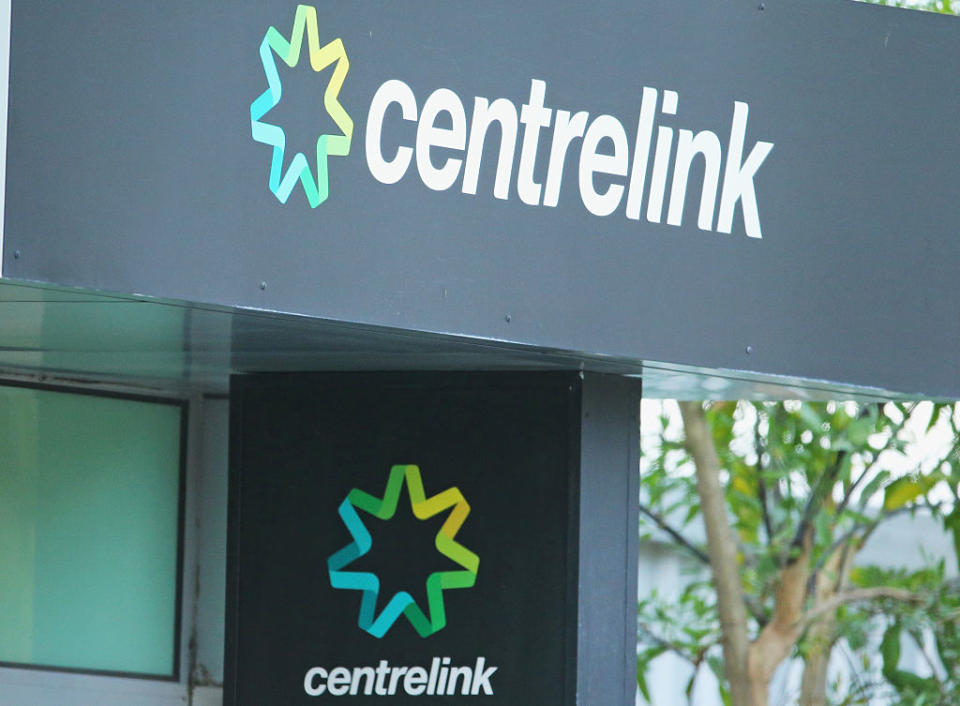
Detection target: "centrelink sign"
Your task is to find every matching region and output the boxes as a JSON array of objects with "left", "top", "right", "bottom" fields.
[
  {"left": 226, "top": 373, "right": 591, "bottom": 705},
  {"left": 253, "top": 5, "right": 773, "bottom": 238},
  {"left": 9, "top": 1, "right": 960, "bottom": 398}
]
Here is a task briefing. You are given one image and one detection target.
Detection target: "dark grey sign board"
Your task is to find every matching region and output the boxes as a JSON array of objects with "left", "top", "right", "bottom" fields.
[
  {"left": 226, "top": 371, "right": 640, "bottom": 704},
  {"left": 5, "top": 1, "right": 959, "bottom": 397}
]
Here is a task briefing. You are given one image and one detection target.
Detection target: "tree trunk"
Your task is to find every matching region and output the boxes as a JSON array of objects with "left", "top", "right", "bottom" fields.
[
  {"left": 747, "top": 530, "right": 813, "bottom": 706},
  {"left": 799, "top": 637, "right": 831, "bottom": 706},
  {"left": 799, "top": 547, "right": 852, "bottom": 706},
  {"left": 679, "top": 402, "right": 755, "bottom": 706}
]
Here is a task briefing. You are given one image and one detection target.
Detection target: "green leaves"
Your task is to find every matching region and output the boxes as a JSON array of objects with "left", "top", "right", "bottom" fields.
[
  {"left": 847, "top": 415, "right": 875, "bottom": 448},
  {"left": 636, "top": 581, "right": 723, "bottom": 702},
  {"left": 880, "top": 621, "right": 941, "bottom": 702},
  {"left": 945, "top": 509, "right": 960, "bottom": 569},
  {"left": 879, "top": 621, "right": 900, "bottom": 678},
  {"left": 636, "top": 645, "right": 665, "bottom": 702},
  {"left": 860, "top": 0, "right": 960, "bottom": 13},
  {"left": 883, "top": 472, "right": 944, "bottom": 511},
  {"left": 848, "top": 561, "right": 960, "bottom": 705}
]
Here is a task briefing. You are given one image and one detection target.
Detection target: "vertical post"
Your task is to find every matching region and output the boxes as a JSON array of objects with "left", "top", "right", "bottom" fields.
[{"left": 577, "top": 374, "right": 641, "bottom": 705}]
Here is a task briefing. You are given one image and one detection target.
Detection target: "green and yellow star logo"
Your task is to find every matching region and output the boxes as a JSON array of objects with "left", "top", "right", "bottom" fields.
[
  {"left": 250, "top": 5, "right": 353, "bottom": 207},
  {"left": 328, "top": 465, "right": 480, "bottom": 639}
]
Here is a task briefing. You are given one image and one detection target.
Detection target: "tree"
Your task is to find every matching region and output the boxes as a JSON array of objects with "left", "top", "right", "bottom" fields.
[
  {"left": 637, "top": 400, "right": 960, "bottom": 706},
  {"left": 863, "top": 0, "right": 955, "bottom": 12}
]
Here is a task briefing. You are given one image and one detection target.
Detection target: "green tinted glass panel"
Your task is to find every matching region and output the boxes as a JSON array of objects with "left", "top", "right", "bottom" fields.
[{"left": 0, "top": 386, "right": 182, "bottom": 677}]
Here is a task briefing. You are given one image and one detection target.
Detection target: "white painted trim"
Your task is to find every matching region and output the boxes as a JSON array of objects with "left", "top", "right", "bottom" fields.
[{"left": 192, "top": 686, "right": 224, "bottom": 706}]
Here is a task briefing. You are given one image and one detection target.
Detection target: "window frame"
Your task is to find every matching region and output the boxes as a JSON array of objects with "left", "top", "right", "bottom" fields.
[{"left": 0, "top": 379, "right": 189, "bottom": 683}]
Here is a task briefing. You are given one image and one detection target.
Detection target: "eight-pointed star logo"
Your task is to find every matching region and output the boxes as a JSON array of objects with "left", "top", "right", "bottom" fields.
[
  {"left": 250, "top": 5, "right": 353, "bottom": 208},
  {"left": 328, "top": 465, "right": 480, "bottom": 639}
]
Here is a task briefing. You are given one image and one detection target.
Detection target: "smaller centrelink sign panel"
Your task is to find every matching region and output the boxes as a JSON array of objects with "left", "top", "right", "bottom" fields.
[{"left": 226, "top": 373, "right": 580, "bottom": 704}]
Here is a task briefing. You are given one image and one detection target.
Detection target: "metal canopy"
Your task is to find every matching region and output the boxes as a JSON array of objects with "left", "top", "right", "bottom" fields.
[{"left": 0, "top": 279, "right": 913, "bottom": 401}]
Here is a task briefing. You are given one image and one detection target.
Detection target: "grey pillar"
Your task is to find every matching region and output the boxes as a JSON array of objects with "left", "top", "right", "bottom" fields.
[{"left": 576, "top": 374, "right": 641, "bottom": 705}]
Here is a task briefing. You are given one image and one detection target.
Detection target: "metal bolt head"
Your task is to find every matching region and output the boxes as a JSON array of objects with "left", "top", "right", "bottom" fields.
[
  {"left": 259, "top": 281, "right": 267, "bottom": 290},
  {"left": 745, "top": 345, "right": 754, "bottom": 354},
  {"left": 504, "top": 314, "right": 512, "bottom": 323},
  {"left": 13, "top": 249, "right": 20, "bottom": 259}
]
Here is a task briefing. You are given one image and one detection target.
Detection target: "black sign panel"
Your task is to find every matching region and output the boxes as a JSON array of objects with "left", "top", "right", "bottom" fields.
[
  {"left": 226, "top": 372, "right": 581, "bottom": 704},
  {"left": 7, "top": 1, "right": 959, "bottom": 396}
]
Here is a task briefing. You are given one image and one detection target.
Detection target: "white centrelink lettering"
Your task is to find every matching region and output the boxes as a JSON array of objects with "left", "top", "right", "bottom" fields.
[
  {"left": 365, "top": 78, "right": 773, "bottom": 238},
  {"left": 304, "top": 658, "right": 498, "bottom": 697}
]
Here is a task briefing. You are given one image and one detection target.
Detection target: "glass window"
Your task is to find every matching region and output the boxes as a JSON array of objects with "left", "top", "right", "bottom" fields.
[{"left": 0, "top": 384, "right": 184, "bottom": 678}]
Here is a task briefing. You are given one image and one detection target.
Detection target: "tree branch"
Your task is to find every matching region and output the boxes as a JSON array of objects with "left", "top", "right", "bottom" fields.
[
  {"left": 640, "top": 516, "right": 769, "bottom": 627},
  {"left": 637, "top": 623, "right": 694, "bottom": 659},
  {"left": 748, "top": 527, "right": 814, "bottom": 706},
  {"left": 754, "top": 408, "right": 775, "bottom": 548},
  {"left": 834, "top": 458, "right": 872, "bottom": 517},
  {"left": 789, "top": 448, "right": 847, "bottom": 554},
  {"left": 814, "top": 504, "right": 932, "bottom": 574},
  {"left": 744, "top": 595, "right": 770, "bottom": 629},
  {"left": 638, "top": 503, "right": 710, "bottom": 565},
  {"left": 637, "top": 622, "right": 717, "bottom": 664},
  {"left": 800, "top": 587, "right": 924, "bottom": 632},
  {"left": 787, "top": 404, "right": 879, "bottom": 556}
]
